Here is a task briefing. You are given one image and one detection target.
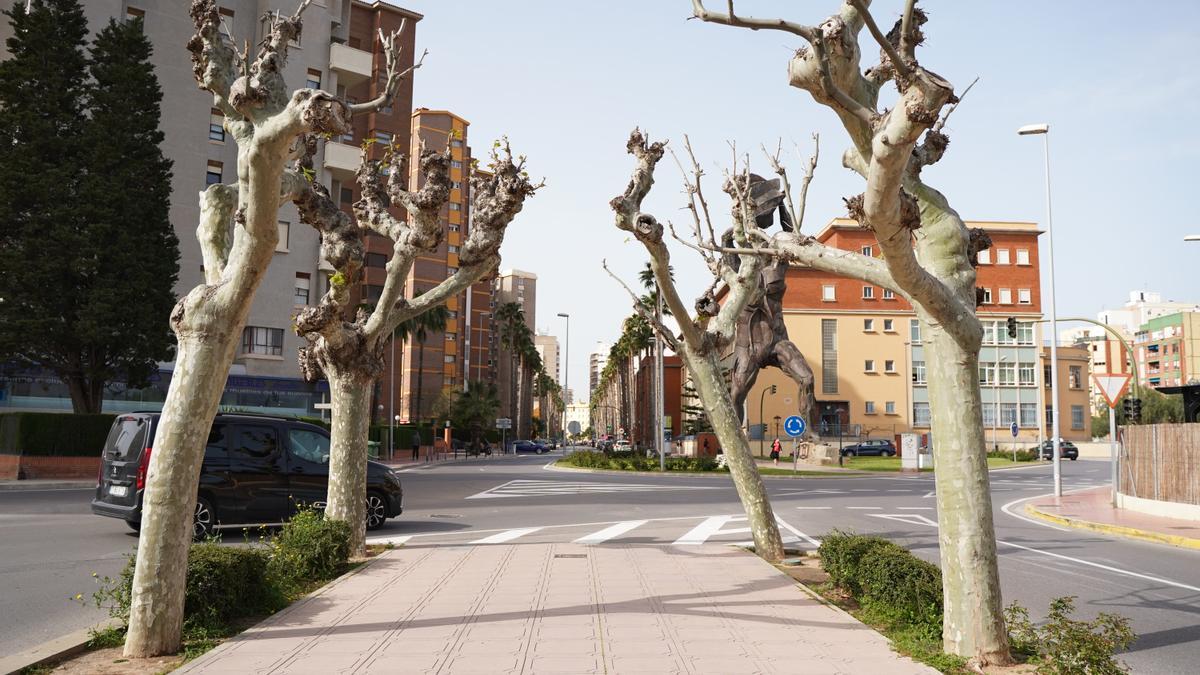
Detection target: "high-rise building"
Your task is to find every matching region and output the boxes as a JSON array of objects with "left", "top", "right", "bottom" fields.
[
  {"left": 494, "top": 269, "right": 537, "bottom": 419},
  {"left": 1134, "top": 312, "right": 1200, "bottom": 389},
  {"left": 589, "top": 344, "right": 610, "bottom": 399},
  {"left": 534, "top": 334, "right": 560, "bottom": 384},
  {"left": 0, "top": 1, "right": 422, "bottom": 415}
]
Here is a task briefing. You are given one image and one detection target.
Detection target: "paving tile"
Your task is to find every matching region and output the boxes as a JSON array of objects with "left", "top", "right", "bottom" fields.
[
  {"left": 441, "top": 653, "right": 522, "bottom": 673},
  {"left": 608, "top": 656, "right": 685, "bottom": 673},
  {"left": 533, "top": 639, "right": 599, "bottom": 655},
  {"left": 526, "top": 655, "right": 604, "bottom": 674}
]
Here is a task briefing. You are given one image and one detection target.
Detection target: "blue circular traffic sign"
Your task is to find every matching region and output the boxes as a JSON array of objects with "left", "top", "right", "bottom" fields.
[
  {"left": 1010, "top": 422, "right": 1019, "bottom": 438},
  {"left": 784, "top": 415, "right": 807, "bottom": 438}
]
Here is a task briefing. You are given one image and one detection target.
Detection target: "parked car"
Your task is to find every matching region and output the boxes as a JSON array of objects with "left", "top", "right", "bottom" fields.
[
  {"left": 91, "top": 412, "right": 404, "bottom": 539},
  {"left": 840, "top": 439, "right": 897, "bottom": 457},
  {"left": 612, "top": 440, "right": 633, "bottom": 453},
  {"left": 512, "top": 440, "right": 546, "bottom": 454},
  {"left": 533, "top": 438, "right": 557, "bottom": 451},
  {"left": 1039, "top": 439, "right": 1079, "bottom": 461}
]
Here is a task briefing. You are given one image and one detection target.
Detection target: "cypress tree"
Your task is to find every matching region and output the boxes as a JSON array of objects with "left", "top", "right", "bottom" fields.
[{"left": 0, "top": 3, "right": 179, "bottom": 412}]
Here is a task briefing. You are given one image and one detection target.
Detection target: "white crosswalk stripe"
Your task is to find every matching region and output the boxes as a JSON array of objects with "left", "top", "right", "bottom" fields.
[
  {"left": 673, "top": 515, "right": 739, "bottom": 545},
  {"left": 471, "top": 527, "right": 543, "bottom": 544},
  {"left": 465, "top": 479, "right": 721, "bottom": 500},
  {"left": 573, "top": 520, "right": 648, "bottom": 544}
]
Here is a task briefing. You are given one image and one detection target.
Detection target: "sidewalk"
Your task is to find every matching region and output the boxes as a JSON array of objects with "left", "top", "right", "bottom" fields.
[
  {"left": 179, "top": 544, "right": 933, "bottom": 674},
  {"left": 1026, "top": 487, "right": 1200, "bottom": 550}
]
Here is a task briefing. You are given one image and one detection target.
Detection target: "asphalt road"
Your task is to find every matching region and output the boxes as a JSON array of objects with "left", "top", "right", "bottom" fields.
[{"left": 3, "top": 451, "right": 1197, "bottom": 673}]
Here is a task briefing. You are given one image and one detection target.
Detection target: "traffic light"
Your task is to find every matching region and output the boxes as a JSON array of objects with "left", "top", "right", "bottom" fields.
[
  {"left": 1122, "top": 397, "right": 1142, "bottom": 423},
  {"left": 770, "top": 385, "right": 777, "bottom": 394},
  {"left": 1131, "top": 397, "right": 1142, "bottom": 423},
  {"left": 1122, "top": 397, "right": 1133, "bottom": 419},
  {"left": 1006, "top": 317, "right": 1017, "bottom": 339}
]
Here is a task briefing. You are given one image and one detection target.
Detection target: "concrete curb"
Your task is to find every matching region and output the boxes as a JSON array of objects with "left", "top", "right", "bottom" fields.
[
  {"left": 0, "top": 618, "right": 121, "bottom": 675},
  {"left": 546, "top": 462, "right": 869, "bottom": 479},
  {"left": 0, "top": 480, "right": 95, "bottom": 491},
  {"left": 1023, "top": 502, "right": 1200, "bottom": 550}
]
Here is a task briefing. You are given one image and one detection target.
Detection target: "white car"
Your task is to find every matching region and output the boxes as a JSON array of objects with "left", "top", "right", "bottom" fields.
[{"left": 612, "top": 440, "right": 633, "bottom": 453}]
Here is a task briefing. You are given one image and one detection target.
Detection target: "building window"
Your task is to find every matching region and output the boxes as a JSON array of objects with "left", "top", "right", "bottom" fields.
[
  {"left": 864, "top": 359, "right": 876, "bottom": 373},
  {"left": 339, "top": 187, "right": 354, "bottom": 204},
  {"left": 980, "top": 288, "right": 993, "bottom": 304},
  {"left": 983, "top": 404, "right": 996, "bottom": 428},
  {"left": 863, "top": 318, "right": 875, "bottom": 332},
  {"left": 979, "top": 362, "right": 995, "bottom": 386},
  {"left": 1069, "top": 365, "right": 1083, "bottom": 389},
  {"left": 447, "top": 266, "right": 458, "bottom": 275},
  {"left": 1071, "top": 405, "right": 1085, "bottom": 430},
  {"left": 998, "top": 288, "right": 1012, "bottom": 304},
  {"left": 242, "top": 326, "right": 283, "bottom": 356},
  {"left": 1018, "top": 403, "right": 1036, "bottom": 428},
  {"left": 821, "top": 285, "right": 836, "bottom": 301},
  {"left": 1001, "top": 403, "right": 1018, "bottom": 427},
  {"left": 861, "top": 245, "right": 872, "bottom": 256},
  {"left": 913, "top": 402, "right": 931, "bottom": 426},
  {"left": 910, "top": 319, "right": 921, "bottom": 344},
  {"left": 1018, "top": 363, "right": 1036, "bottom": 386},
  {"left": 821, "top": 319, "right": 837, "bottom": 394},
  {"left": 1043, "top": 365, "right": 1052, "bottom": 387},
  {"left": 452, "top": 181, "right": 462, "bottom": 190},
  {"left": 444, "top": 355, "right": 455, "bottom": 363},
  {"left": 363, "top": 284, "right": 383, "bottom": 302},
  {"left": 206, "top": 160, "right": 223, "bottom": 186},
  {"left": 451, "top": 160, "right": 463, "bottom": 169},
  {"left": 982, "top": 321, "right": 997, "bottom": 345},
  {"left": 885, "top": 360, "right": 896, "bottom": 373},
  {"left": 217, "top": 7, "right": 234, "bottom": 39},
  {"left": 276, "top": 221, "right": 289, "bottom": 252},
  {"left": 977, "top": 249, "right": 991, "bottom": 264},
  {"left": 305, "top": 69, "right": 321, "bottom": 90},
  {"left": 447, "top": 245, "right": 459, "bottom": 254},
  {"left": 444, "top": 377, "right": 455, "bottom": 386},
  {"left": 126, "top": 7, "right": 145, "bottom": 24},
  {"left": 373, "top": 131, "right": 392, "bottom": 144},
  {"left": 883, "top": 318, "right": 895, "bottom": 332},
  {"left": 996, "top": 249, "right": 1010, "bottom": 265},
  {"left": 1016, "top": 249, "right": 1030, "bottom": 265},
  {"left": 865, "top": 401, "right": 876, "bottom": 415},
  {"left": 365, "top": 252, "right": 387, "bottom": 268},
  {"left": 448, "top": 224, "right": 460, "bottom": 232},
  {"left": 1017, "top": 322, "right": 1034, "bottom": 345},
  {"left": 882, "top": 288, "right": 895, "bottom": 300},
  {"left": 446, "top": 333, "right": 456, "bottom": 341},
  {"left": 209, "top": 109, "right": 224, "bottom": 142},
  {"left": 449, "top": 203, "right": 461, "bottom": 211},
  {"left": 862, "top": 285, "right": 874, "bottom": 299},
  {"left": 912, "top": 361, "right": 926, "bottom": 384},
  {"left": 294, "top": 273, "right": 310, "bottom": 305},
  {"left": 451, "top": 139, "right": 463, "bottom": 148},
  {"left": 1018, "top": 288, "right": 1032, "bottom": 304},
  {"left": 1046, "top": 405, "right": 1054, "bottom": 427},
  {"left": 885, "top": 401, "right": 896, "bottom": 415},
  {"left": 999, "top": 362, "right": 1016, "bottom": 386}
]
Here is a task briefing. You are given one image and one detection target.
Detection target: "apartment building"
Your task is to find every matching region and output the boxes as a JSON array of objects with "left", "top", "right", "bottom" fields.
[
  {"left": 633, "top": 354, "right": 682, "bottom": 448},
  {"left": 588, "top": 345, "right": 609, "bottom": 401},
  {"left": 1042, "top": 344, "right": 1092, "bottom": 442},
  {"left": 747, "top": 218, "right": 1056, "bottom": 445},
  {"left": 494, "top": 269, "right": 537, "bottom": 419},
  {"left": 1135, "top": 312, "right": 1200, "bottom": 389},
  {"left": 0, "top": 1, "right": 424, "bottom": 414}
]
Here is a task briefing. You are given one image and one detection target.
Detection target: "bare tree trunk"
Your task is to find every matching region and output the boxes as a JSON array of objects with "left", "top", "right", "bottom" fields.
[
  {"left": 688, "top": 345, "right": 784, "bottom": 560},
  {"left": 64, "top": 373, "right": 100, "bottom": 414},
  {"left": 325, "top": 368, "right": 371, "bottom": 556}
]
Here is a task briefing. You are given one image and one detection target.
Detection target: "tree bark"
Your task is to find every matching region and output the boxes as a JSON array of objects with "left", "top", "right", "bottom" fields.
[
  {"left": 324, "top": 368, "right": 372, "bottom": 556},
  {"left": 64, "top": 372, "right": 100, "bottom": 414}
]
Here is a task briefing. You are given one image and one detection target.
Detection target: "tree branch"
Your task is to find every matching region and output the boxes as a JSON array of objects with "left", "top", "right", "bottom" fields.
[
  {"left": 197, "top": 183, "right": 237, "bottom": 285},
  {"left": 350, "top": 23, "right": 426, "bottom": 115},
  {"left": 601, "top": 260, "right": 680, "bottom": 353},
  {"left": 847, "top": 0, "right": 910, "bottom": 81},
  {"left": 186, "top": 0, "right": 242, "bottom": 119},
  {"left": 689, "top": 0, "right": 815, "bottom": 39}
]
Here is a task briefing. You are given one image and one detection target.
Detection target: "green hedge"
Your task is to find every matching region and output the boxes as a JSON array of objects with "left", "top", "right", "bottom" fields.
[
  {"left": 819, "top": 530, "right": 943, "bottom": 630},
  {"left": 560, "top": 450, "right": 718, "bottom": 472},
  {"left": 0, "top": 412, "right": 116, "bottom": 456}
]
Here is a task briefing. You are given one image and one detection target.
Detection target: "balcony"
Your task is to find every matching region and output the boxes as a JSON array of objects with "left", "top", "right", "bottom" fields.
[
  {"left": 323, "top": 141, "right": 361, "bottom": 182},
  {"left": 329, "top": 43, "right": 372, "bottom": 87}
]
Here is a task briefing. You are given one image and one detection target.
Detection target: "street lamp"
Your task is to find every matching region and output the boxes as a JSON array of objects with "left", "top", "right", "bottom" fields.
[
  {"left": 1019, "top": 122, "right": 1063, "bottom": 497},
  {"left": 557, "top": 312, "right": 570, "bottom": 446},
  {"left": 1186, "top": 235, "right": 1200, "bottom": 242},
  {"left": 993, "top": 355, "right": 1007, "bottom": 451}
]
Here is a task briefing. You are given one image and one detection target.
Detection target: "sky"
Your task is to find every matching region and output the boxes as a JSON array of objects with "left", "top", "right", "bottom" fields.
[{"left": 388, "top": 1, "right": 1200, "bottom": 402}]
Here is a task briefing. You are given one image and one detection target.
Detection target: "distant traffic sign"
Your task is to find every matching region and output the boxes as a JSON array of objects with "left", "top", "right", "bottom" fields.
[
  {"left": 1010, "top": 422, "right": 1019, "bottom": 438},
  {"left": 495, "top": 418, "right": 512, "bottom": 429},
  {"left": 1092, "top": 373, "right": 1132, "bottom": 409},
  {"left": 783, "top": 415, "right": 807, "bottom": 438}
]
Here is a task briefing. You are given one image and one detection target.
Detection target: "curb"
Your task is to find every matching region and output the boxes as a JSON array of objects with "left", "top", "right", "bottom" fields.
[
  {"left": 0, "top": 618, "right": 121, "bottom": 675},
  {"left": 545, "top": 462, "right": 868, "bottom": 479},
  {"left": 1023, "top": 502, "right": 1200, "bottom": 550},
  {"left": 0, "top": 480, "right": 95, "bottom": 491}
]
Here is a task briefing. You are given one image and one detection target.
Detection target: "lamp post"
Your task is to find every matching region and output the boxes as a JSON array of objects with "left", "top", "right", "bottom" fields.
[
  {"left": 1019, "top": 122, "right": 1063, "bottom": 497},
  {"left": 758, "top": 384, "right": 776, "bottom": 458},
  {"left": 1186, "top": 235, "right": 1200, "bottom": 242},
  {"left": 993, "top": 355, "right": 1007, "bottom": 451},
  {"left": 557, "top": 312, "right": 570, "bottom": 447}
]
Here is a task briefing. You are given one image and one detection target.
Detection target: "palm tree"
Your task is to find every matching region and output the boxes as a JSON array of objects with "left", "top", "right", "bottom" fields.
[
  {"left": 395, "top": 303, "right": 450, "bottom": 424},
  {"left": 451, "top": 381, "right": 501, "bottom": 451},
  {"left": 495, "top": 302, "right": 528, "bottom": 437}
]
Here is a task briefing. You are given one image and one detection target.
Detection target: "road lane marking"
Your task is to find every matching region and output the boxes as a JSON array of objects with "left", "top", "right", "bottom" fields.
[
  {"left": 923, "top": 491, "right": 936, "bottom": 498},
  {"left": 674, "top": 516, "right": 736, "bottom": 545},
  {"left": 1000, "top": 492, "right": 1069, "bottom": 532},
  {"left": 795, "top": 506, "right": 833, "bottom": 509},
  {"left": 775, "top": 517, "right": 822, "bottom": 547},
  {"left": 848, "top": 506, "right": 882, "bottom": 510},
  {"left": 366, "top": 535, "right": 413, "bottom": 546},
  {"left": 466, "top": 479, "right": 720, "bottom": 499},
  {"left": 897, "top": 507, "right": 934, "bottom": 510},
  {"left": 869, "top": 513, "right": 940, "bottom": 527},
  {"left": 573, "top": 520, "right": 647, "bottom": 544},
  {"left": 471, "top": 527, "right": 543, "bottom": 544}
]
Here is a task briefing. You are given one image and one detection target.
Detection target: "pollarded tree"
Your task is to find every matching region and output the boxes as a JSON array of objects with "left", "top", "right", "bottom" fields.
[
  {"left": 123, "top": 0, "right": 409, "bottom": 657},
  {"left": 296, "top": 139, "right": 538, "bottom": 555},
  {"left": 683, "top": 0, "right": 1012, "bottom": 665}
]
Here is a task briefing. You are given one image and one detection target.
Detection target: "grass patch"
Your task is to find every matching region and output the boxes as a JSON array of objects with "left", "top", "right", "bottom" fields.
[
  {"left": 835, "top": 456, "right": 1030, "bottom": 472},
  {"left": 756, "top": 467, "right": 864, "bottom": 477},
  {"left": 558, "top": 450, "right": 719, "bottom": 472}
]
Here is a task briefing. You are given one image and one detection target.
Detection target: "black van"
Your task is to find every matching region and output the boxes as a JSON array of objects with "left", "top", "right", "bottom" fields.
[{"left": 91, "top": 412, "right": 403, "bottom": 539}]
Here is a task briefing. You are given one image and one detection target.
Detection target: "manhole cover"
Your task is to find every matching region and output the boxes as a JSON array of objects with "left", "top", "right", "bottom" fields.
[
  {"left": 429, "top": 514, "right": 463, "bottom": 519},
  {"left": 554, "top": 554, "right": 587, "bottom": 559}
]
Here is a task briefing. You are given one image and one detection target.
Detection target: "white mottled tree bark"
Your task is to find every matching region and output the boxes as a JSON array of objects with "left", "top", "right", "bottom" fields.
[
  {"left": 690, "top": 0, "right": 1011, "bottom": 664},
  {"left": 124, "top": 0, "right": 399, "bottom": 656},
  {"left": 295, "top": 140, "right": 539, "bottom": 556},
  {"left": 608, "top": 131, "right": 785, "bottom": 562}
]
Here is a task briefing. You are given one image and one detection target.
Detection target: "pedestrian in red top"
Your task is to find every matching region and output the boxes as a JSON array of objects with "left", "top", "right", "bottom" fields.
[{"left": 770, "top": 437, "right": 782, "bottom": 466}]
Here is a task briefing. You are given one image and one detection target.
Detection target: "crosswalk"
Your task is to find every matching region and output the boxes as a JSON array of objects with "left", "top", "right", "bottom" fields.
[{"left": 465, "top": 479, "right": 721, "bottom": 500}]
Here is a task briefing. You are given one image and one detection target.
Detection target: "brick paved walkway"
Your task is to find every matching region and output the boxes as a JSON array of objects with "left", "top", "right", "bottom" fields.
[{"left": 179, "top": 544, "right": 932, "bottom": 674}]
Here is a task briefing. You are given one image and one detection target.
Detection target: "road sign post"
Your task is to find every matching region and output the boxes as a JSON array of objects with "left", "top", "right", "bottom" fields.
[
  {"left": 1010, "top": 421, "right": 1019, "bottom": 461},
  {"left": 1093, "top": 373, "right": 1132, "bottom": 507}
]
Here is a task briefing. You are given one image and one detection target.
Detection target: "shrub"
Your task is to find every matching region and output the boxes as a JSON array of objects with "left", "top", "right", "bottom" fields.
[
  {"left": 0, "top": 412, "right": 116, "bottom": 456},
  {"left": 95, "top": 544, "right": 285, "bottom": 634},
  {"left": 857, "top": 544, "right": 943, "bottom": 628},
  {"left": 268, "top": 508, "right": 351, "bottom": 591},
  {"left": 988, "top": 448, "right": 1039, "bottom": 462},
  {"left": 818, "top": 530, "right": 901, "bottom": 595},
  {"left": 1005, "top": 597, "right": 1135, "bottom": 674}
]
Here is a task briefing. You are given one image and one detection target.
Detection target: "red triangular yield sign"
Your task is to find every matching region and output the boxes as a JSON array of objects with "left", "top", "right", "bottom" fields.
[{"left": 1092, "top": 373, "right": 1132, "bottom": 409}]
